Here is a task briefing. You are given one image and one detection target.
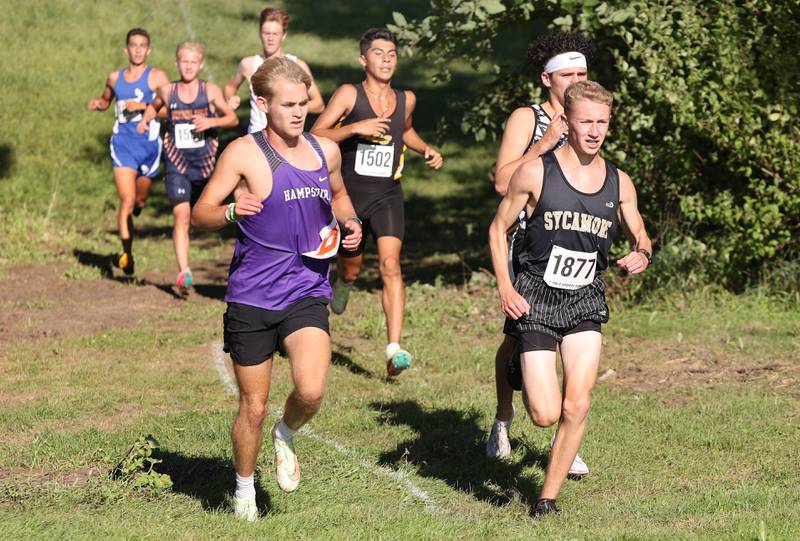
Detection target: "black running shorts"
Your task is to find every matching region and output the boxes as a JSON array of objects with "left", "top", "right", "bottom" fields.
[
  {"left": 505, "top": 320, "right": 602, "bottom": 391},
  {"left": 340, "top": 185, "right": 404, "bottom": 257},
  {"left": 223, "top": 297, "right": 330, "bottom": 365}
]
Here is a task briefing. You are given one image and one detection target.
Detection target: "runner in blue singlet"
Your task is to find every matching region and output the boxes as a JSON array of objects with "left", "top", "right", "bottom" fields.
[{"left": 87, "top": 28, "right": 169, "bottom": 275}]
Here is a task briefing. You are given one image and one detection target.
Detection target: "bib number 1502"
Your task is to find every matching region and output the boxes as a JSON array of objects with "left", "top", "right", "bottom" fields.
[{"left": 543, "top": 245, "right": 597, "bottom": 290}]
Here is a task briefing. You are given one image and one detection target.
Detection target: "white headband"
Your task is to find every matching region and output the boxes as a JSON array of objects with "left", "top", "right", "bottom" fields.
[{"left": 544, "top": 51, "right": 587, "bottom": 73}]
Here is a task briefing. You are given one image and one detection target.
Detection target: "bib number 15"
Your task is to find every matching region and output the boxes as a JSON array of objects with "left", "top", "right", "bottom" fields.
[{"left": 543, "top": 245, "right": 597, "bottom": 290}]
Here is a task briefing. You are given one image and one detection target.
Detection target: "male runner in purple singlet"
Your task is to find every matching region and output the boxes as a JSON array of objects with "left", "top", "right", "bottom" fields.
[{"left": 192, "top": 57, "right": 362, "bottom": 522}]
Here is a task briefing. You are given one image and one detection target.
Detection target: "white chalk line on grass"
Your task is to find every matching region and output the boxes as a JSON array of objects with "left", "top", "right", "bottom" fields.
[{"left": 209, "top": 341, "right": 443, "bottom": 514}]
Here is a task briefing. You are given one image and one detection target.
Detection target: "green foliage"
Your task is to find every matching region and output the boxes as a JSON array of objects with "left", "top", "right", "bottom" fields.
[
  {"left": 392, "top": 0, "right": 800, "bottom": 289},
  {"left": 111, "top": 435, "right": 173, "bottom": 492}
]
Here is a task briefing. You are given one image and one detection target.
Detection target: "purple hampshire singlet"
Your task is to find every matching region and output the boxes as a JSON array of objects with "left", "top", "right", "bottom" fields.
[{"left": 224, "top": 131, "right": 340, "bottom": 310}]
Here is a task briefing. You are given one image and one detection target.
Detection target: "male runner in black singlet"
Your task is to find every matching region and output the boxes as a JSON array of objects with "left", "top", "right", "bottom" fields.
[
  {"left": 486, "top": 32, "right": 596, "bottom": 470},
  {"left": 311, "top": 28, "right": 443, "bottom": 377},
  {"left": 489, "top": 81, "right": 653, "bottom": 516}
]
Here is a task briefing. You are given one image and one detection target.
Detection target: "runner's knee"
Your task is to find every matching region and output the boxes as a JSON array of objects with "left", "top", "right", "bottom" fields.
[
  {"left": 239, "top": 398, "right": 268, "bottom": 430},
  {"left": 379, "top": 255, "right": 401, "bottom": 279},
  {"left": 293, "top": 386, "right": 325, "bottom": 414},
  {"left": 561, "top": 397, "right": 591, "bottom": 424}
]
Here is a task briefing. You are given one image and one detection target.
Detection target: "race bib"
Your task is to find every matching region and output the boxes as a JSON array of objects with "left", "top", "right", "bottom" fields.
[
  {"left": 543, "top": 245, "right": 597, "bottom": 290},
  {"left": 355, "top": 143, "right": 394, "bottom": 178},
  {"left": 115, "top": 100, "right": 142, "bottom": 123},
  {"left": 175, "top": 123, "right": 205, "bottom": 149},
  {"left": 302, "top": 215, "right": 340, "bottom": 259}
]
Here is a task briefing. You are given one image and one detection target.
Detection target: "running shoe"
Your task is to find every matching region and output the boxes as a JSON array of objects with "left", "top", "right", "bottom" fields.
[
  {"left": 116, "top": 252, "right": 135, "bottom": 276},
  {"left": 531, "top": 498, "right": 560, "bottom": 517},
  {"left": 272, "top": 423, "right": 300, "bottom": 492},
  {"left": 550, "top": 432, "right": 590, "bottom": 477},
  {"left": 232, "top": 496, "right": 258, "bottom": 522},
  {"left": 386, "top": 349, "right": 412, "bottom": 377},
  {"left": 485, "top": 404, "right": 515, "bottom": 459},
  {"left": 330, "top": 280, "right": 352, "bottom": 315},
  {"left": 132, "top": 204, "right": 144, "bottom": 217},
  {"left": 176, "top": 269, "right": 193, "bottom": 290}
]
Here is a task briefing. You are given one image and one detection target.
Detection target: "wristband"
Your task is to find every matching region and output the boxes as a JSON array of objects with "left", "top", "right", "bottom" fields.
[
  {"left": 226, "top": 203, "right": 239, "bottom": 223},
  {"left": 344, "top": 216, "right": 362, "bottom": 227},
  {"left": 637, "top": 248, "right": 652, "bottom": 265}
]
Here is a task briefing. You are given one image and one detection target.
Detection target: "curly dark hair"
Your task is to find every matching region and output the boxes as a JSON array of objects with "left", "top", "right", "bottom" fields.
[{"left": 526, "top": 32, "right": 596, "bottom": 71}]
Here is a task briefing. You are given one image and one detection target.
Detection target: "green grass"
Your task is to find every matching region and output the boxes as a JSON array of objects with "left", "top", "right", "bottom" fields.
[{"left": 1, "top": 1, "right": 799, "bottom": 539}]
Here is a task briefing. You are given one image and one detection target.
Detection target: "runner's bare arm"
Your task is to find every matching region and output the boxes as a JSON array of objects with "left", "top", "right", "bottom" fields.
[
  {"left": 311, "top": 85, "right": 389, "bottom": 142},
  {"left": 223, "top": 57, "right": 250, "bottom": 109},
  {"left": 194, "top": 83, "right": 239, "bottom": 132},
  {"left": 87, "top": 71, "right": 117, "bottom": 111},
  {"left": 489, "top": 160, "right": 544, "bottom": 319},
  {"left": 295, "top": 58, "right": 325, "bottom": 114},
  {"left": 148, "top": 68, "right": 170, "bottom": 118},
  {"left": 615, "top": 169, "right": 652, "bottom": 274},
  {"left": 401, "top": 91, "right": 443, "bottom": 170},
  {"left": 136, "top": 85, "right": 168, "bottom": 134},
  {"left": 495, "top": 107, "right": 567, "bottom": 195},
  {"left": 192, "top": 138, "right": 265, "bottom": 230},
  {"left": 319, "top": 137, "right": 362, "bottom": 250}
]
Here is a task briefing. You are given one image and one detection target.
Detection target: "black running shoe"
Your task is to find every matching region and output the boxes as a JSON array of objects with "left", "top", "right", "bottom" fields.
[
  {"left": 133, "top": 204, "right": 143, "bottom": 217},
  {"left": 506, "top": 342, "right": 522, "bottom": 391},
  {"left": 532, "top": 498, "right": 560, "bottom": 517},
  {"left": 117, "top": 252, "right": 135, "bottom": 275}
]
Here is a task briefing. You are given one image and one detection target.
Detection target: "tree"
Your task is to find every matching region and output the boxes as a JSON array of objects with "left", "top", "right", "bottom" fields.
[{"left": 390, "top": 0, "right": 800, "bottom": 288}]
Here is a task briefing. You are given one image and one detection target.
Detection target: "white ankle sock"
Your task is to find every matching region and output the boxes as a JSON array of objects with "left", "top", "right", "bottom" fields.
[
  {"left": 234, "top": 472, "right": 255, "bottom": 500},
  {"left": 386, "top": 342, "right": 400, "bottom": 360},
  {"left": 274, "top": 419, "right": 296, "bottom": 442}
]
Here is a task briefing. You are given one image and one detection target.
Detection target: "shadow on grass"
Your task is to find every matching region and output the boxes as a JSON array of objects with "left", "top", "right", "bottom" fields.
[
  {"left": 154, "top": 450, "right": 271, "bottom": 514},
  {"left": 371, "top": 399, "right": 546, "bottom": 507},
  {"left": 0, "top": 144, "right": 13, "bottom": 179},
  {"left": 72, "top": 248, "right": 116, "bottom": 279},
  {"left": 332, "top": 348, "right": 373, "bottom": 379}
]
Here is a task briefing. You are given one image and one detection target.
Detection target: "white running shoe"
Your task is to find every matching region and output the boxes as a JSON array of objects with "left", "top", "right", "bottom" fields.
[
  {"left": 550, "top": 432, "right": 590, "bottom": 477},
  {"left": 272, "top": 423, "right": 301, "bottom": 492},
  {"left": 485, "top": 405, "right": 515, "bottom": 458},
  {"left": 233, "top": 496, "right": 258, "bottom": 522}
]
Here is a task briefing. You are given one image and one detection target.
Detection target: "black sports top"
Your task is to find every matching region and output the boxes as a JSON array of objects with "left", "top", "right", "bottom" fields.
[
  {"left": 339, "top": 83, "right": 407, "bottom": 198},
  {"left": 519, "top": 151, "right": 620, "bottom": 278}
]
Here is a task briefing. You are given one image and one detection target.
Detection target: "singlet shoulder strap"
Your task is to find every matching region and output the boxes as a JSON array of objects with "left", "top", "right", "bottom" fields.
[
  {"left": 251, "top": 131, "right": 284, "bottom": 173},
  {"left": 303, "top": 132, "right": 328, "bottom": 170},
  {"left": 394, "top": 88, "right": 406, "bottom": 118},
  {"left": 604, "top": 159, "right": 620, "bottom": 202}
]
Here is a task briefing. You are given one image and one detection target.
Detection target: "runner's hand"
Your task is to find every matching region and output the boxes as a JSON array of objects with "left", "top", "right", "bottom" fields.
[
  {"left": 616, "top": 251, "right": 649, "bottom": 274},
  {"left": 234, "top": 192, "right": 263, "bottom": 218},
  {"left": 193, "top": 116, "right": 216, "bottom": 132},
  {"left": 542, "top": 112, "right": 568, "bottom": 149},
  {"left": 135, "top": 119, "right": 148, "bottom": 134},
  {"left": 87, "top": 99, "right": 103, "bottom": 111},
  {"left": 500, "top": 285, "right": 530, "bottom": 320},
  {"left": 341, "top": 219, "right": 362, "bottom": 251},
  {"left": 227, "top": 96, "right": 241, "bottom": 110},
  {"left": 424, "top": 147, "right": 443, "bottom": 170},
  {"left": 353, "top": 117, "right": 391, "bottom": 138}
]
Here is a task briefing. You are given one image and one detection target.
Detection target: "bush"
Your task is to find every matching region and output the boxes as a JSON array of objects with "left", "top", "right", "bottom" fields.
[{"left": 390, "top": 0, "right": 800, "bottom": 289}]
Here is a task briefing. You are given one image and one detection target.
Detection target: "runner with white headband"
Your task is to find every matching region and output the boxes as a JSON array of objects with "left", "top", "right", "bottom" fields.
[{"left": 486, "top": 33, "right": 596, "bottom": 480}]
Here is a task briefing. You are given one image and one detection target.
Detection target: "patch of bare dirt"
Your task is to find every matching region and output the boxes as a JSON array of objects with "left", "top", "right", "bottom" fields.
[
  {"left": 0, "top": 259, "right": 233, "bottom": 354},
  {"left": 598, "top": 338, "right": 800, "bottom": 394},
  {"left": 0, "top": 465, "right": 104, "bottom": 489}
]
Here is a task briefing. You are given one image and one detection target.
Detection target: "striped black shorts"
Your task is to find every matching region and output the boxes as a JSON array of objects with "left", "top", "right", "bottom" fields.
[{"left": 503, "top": 270, "right": 609, "bottom": 345}]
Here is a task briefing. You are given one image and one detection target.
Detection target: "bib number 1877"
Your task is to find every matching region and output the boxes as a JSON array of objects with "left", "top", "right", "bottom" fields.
[{"left": 543, "top": 245, "right": 597, "bottom": 290}]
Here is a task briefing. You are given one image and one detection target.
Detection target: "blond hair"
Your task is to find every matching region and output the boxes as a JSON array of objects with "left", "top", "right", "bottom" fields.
[
  {"left": 175, "top": 40, "right": 206, "bottom": 59},
  {"left": 564, "top": 81, "right": 613, "bottom": 114},
  {"left": 251, "top": 56, "right": 311, "bottom": 100}
]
